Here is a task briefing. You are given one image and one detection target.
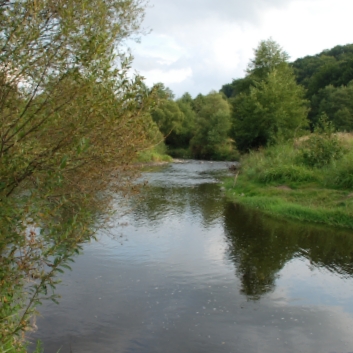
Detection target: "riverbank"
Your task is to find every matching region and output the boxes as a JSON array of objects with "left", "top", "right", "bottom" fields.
[
  {"left": 223, "top": 135, "right": 353, "bottom": 229},
  {"left": 224, "top": 177, "right": 353, "bottom": 229}
]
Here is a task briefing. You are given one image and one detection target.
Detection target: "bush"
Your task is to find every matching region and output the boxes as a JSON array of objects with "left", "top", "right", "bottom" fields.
[
  {"left": 299, "top": 114, "right": 345, "bottom": 168},
  {"left": 241, "top": 143, "right": 300, "bottom": 181}
]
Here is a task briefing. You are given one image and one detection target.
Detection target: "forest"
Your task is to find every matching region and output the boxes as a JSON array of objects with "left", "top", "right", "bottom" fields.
[{"left": 151, "top": 40, "right": 353, "bottom": 159}]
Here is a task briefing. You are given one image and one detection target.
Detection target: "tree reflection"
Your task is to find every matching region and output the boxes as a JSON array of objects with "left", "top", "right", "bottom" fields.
[
  {"left": 223, "top": 203, "right": 353, "bottom": 300},
  {"left": 131, "top": 183, "right": 224, "bottom": 228}
]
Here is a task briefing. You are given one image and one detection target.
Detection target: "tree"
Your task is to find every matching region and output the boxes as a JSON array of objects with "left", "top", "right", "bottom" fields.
[
  {"left": 317, "top": 81, "right": 353, "bottom": 131},
  {"left": 151, "top": 99, "right": 184, "bottom": 138},
  {"left": 153, "top": 82, "right": 175, "bottom": 100},
  {"left": 190, "top": 92, "right": 233, "bottom": 159},
  {"left": 292, "top": 44, "right": 353, "bottom": 127},
  {"left": 246, "top": 38, "right": 290, "bottom": 80},
  {"left": 220, "top": 76, "right": 253, "bottom": 98},
  {"left": 150, "top": 84, "right": 184, "bottom": 141},
  {"left": 172, "top": 98, "right": 196, "bottom": 148},
  {"left": 232, "top": 40, "right": 308, "bottom": 151},
  {"left": 0, "top": 1, "right": 153, "bottom": 350}
]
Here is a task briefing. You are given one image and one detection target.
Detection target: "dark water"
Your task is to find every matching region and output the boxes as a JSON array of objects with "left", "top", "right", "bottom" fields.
[{"left": 30, "top": 161, "right": 353, "bottom": 353}]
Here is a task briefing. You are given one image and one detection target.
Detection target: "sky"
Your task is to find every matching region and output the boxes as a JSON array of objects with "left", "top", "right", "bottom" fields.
[{"left": 129, "top": 0, "right": 353, "bottom": 98}]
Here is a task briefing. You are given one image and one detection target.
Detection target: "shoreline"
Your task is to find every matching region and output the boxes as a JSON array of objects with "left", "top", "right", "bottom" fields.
[{"left": 223, "top": 176, "right": 353, "bottom": 230}]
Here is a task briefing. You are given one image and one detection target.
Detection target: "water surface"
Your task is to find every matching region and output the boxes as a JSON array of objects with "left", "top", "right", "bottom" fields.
[{"left": 30, "top": 161, "right": 353, "bottom": 353}]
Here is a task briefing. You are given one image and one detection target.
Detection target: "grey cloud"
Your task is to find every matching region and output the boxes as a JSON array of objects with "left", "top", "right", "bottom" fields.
[
  {"left": 133, "top": 0, "right": 322, "bottom": 97},
  {"left": 133, "top": 53, "right": 191, "bottom": 72},
  {"left": 144, "top": 0, "right": 296, "bottom": 31},
  {"left": 132, "top": 55, "right": 162, "bottom": 71},
  {"left": 167, "top": 61, "right": 245, "bottom": 98}
]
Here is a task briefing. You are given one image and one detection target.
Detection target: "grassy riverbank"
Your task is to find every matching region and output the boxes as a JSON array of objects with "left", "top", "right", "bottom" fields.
[{"left": 223, "top": 133, "right": 353, "bottom": 229}]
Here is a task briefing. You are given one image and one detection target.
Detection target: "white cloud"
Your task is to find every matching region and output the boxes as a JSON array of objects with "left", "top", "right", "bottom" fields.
[
  {"left": 141, "top": 67, "right": 193, "bottom": 86},
  {"left": 130, "top": 0, "right": 353, "bottom": 97}
]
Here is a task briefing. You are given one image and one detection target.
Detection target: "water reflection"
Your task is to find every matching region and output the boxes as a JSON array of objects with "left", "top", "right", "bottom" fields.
[
  {"left": 133, "top": 182, "right": 224, "bottom": 229},
  {"left": 224, "top": 203, "right": 353, "bottom": 300},
  {"left": 135, "top": 164, "right": 353, "bottom": 302},
  {"left": 30, "top": 161, "right": 353, "bottom": 353}
]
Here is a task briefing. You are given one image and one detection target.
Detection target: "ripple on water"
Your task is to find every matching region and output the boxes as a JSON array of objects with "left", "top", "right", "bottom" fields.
[{"left": 30, "top": 160, "right": 353, "bottom": 353}]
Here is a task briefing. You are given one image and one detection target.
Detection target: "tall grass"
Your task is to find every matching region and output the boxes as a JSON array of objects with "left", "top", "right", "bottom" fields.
[
  {"left": 224, "top": 133, "right": 353, "bottom": 229},
  {"left": 325, "top": 153, "right": 353, "bottom": 190},
  {"left": 241, "top": 143, "right": 317, "bottom": 184},
  {"left": 241, "top": 133, "right": 353, "bottom": 188},
  {"left": 136, "top": 144, "right": 173, "bottom": 163}
]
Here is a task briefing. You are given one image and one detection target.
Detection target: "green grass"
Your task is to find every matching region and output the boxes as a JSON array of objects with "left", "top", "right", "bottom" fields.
[
  {"left": 223, "top": 137, "right": 353, "bottom": 229},
  {"left": 136, "top": 144, "right": 173, "bottom": 163}
]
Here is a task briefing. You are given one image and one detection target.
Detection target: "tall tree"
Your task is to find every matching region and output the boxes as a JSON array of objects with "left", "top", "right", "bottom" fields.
[
  {"left": 191, "top": 92, "right": 232, "bottom": 159},
  {"left": 232, "top": 40, "right": 308, "bottom": 151},
  {"left": 150, "top": 83, "right": 184, "bottom": 140},
  {"left": 246, "top": 38, "right": 290, "bottom": 80},
  {"left": 172, "top": 96, "right": 196, "bottom": 148}
]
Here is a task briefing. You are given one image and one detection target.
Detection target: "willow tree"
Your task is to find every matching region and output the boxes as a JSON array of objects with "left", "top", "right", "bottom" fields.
[{"left": 0, "top": 1, "right": 155, "bottom": 351}]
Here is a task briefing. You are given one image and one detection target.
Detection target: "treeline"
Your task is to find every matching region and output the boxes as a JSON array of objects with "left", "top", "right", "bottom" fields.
[
  {"left": 221, "top": 41, "right": 353, "bottom": 149},
  {"left": 292, "top": 44, "right": 353, "bottom": 130},
  {"left": 150, "top": 85, "right": 238, "bottom": 160},
  {"left": 155, "top": 39, "right": 353, "bottom": 158}
]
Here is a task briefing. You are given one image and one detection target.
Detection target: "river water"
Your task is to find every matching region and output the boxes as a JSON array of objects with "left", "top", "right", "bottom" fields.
[{"left": 30, "top": 161, "right": 353, "bottom": 353}]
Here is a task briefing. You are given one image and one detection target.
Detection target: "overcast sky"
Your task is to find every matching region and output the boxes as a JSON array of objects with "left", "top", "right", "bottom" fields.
[{"left": 129, "top": 0, "right": 353, "bottom": 98}]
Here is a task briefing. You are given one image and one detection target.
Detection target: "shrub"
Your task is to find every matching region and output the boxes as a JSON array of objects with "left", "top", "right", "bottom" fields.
[{"left": 299, "top": 114, "right": 345, "bottom": 168}]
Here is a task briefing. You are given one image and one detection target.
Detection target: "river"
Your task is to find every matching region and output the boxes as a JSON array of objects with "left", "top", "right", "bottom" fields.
[{"left": 30, "top": 161, "right": 353, "bottom": 353}]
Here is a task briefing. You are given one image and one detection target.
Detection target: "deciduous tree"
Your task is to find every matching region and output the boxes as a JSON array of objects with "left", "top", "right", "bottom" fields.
[{"left": 232, "top": 40, "right": 308, "bottom": 151}]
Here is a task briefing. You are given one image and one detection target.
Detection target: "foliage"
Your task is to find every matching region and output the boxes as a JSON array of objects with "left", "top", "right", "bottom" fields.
[
  {"left": 314, "top": 81, "right": 353, "bottom": 131},
  {"left": 166, "top": 95, "right": 196, "bottom": 148},
  {"left": 292, "top": 44, "right": 353, "bottom": 96},
  {"left": 239, "top": 143, "right": 316, "bottom": 185},
  {"left": 150, "top": 88, "right": 239, "bottom": 161},
  {"left": 232, "top": 62, "right": 309, "bottom": 151},
  {"left": 220, "top": 76, "right": 253, "bottom": 98},
  {"left": 329, "top": 156, "right": 353, "bottom": 189},
  {"left": 136, "top": 143, "right": 173, "bottom": 163},
  {"left": 167, "top": 147, "right": 193, "bottom": 159},
  {"left": 223, "top": 135, "right": 353, "bottom": 229},
  {"left": 190, "top": 92, "right": 233, "bottom": 160},
  {"left": 0, "top": 0, "right": 156, "bottom": 350},
  {"left": 151, "top": 99, "right": 184, "bottom": 137},
  {"left": 292, "top": 43, "right": 353, "bottom": 127},
  {"left": 246, "top": 38, "right": 290, "bottom": 80},
  {"left": 220, "top": 39, "right": 289, "bottom": 100},
  {"left": 175, "top": 97, "right": 197, "bottom": 142},
  {"left": 299, "top": 114, "right": 345, "bottom": 168}
]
